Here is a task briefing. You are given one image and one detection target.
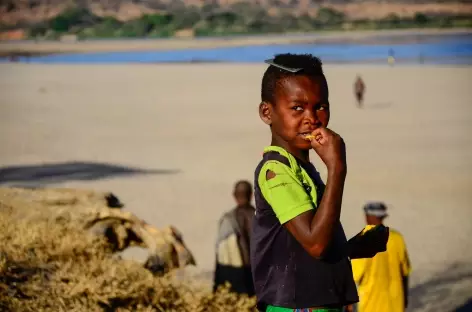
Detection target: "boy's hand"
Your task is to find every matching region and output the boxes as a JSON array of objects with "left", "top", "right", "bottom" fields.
[{"left": 309, "top": 128, "right": 346, "bottom": 173}]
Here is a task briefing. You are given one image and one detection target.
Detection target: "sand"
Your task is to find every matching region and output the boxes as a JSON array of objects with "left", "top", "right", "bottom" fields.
[{"left": 1, "top": 62, "right": 472, "bottom": 311}]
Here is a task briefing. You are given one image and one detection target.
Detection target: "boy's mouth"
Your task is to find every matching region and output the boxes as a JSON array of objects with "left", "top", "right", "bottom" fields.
[
  {"left": 298, "top": 132, "right": 315, "bottom": 141},
  {"left": 298, "top": 132, "right": 313, "bottom": 137}
]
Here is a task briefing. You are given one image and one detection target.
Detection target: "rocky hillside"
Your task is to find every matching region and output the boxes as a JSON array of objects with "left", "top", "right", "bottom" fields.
[{"left": 1, "top": 0, "right": 471, "bottom": 26}]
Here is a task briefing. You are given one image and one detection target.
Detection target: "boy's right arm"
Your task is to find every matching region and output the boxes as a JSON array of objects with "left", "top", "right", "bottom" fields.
[
  {"left": 284, "top": 165, "right": 346, "bottom": 258},
  {"left": 284, "top": 128, "right": 346, "bottom": 258},
  {"left": 288, "top": 128, "right": 347, "bottom": 259},
  {"left": 264, "top": 128, "right": 347, "bottom": 259}
]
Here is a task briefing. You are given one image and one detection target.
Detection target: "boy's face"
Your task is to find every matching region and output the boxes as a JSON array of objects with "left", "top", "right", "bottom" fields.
[{"left": 260, "top": 75, "right": 330, "bottom": 152}]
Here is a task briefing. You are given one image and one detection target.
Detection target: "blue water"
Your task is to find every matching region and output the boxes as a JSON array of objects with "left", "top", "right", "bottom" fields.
[{"left": 3, "top": 33, "right": 472, "bottom": 65}]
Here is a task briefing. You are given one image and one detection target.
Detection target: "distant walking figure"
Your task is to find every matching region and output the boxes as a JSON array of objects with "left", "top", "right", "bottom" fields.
[
  {"left": 388, "top": 49, "right": 396, "bottom": 66},
  {"left": 354, "top": 75, "right": 365, "bottom": 108}
]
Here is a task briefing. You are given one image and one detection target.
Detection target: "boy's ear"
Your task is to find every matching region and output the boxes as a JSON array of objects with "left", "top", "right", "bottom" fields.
[{"left": 259, "top": 101, "right": 272, "bottom": 125}]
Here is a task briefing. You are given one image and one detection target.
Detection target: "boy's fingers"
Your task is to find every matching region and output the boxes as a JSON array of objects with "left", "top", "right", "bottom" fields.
[
  {"left": 307, "top": 135, "right": 323, "bottom": 143},
  {"left": 312, "top": 127, "right": 332, "bottom": 138},
  {"left": 318, "top": 135, "right": 327, "bottom": 144},
  {"left": 311, "top": 128, "right": 325, "bottom": 137},
  {"left": 310, "top": 128, "right": 328, "bottom": 145}
]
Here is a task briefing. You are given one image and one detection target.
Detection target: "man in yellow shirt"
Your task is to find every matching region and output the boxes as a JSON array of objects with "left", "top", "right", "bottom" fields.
[{"left": 350, "top": 202, "right": 411, "bottom": 312}]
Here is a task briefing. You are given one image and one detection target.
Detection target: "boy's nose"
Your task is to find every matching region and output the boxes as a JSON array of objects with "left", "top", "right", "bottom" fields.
[{"left": 304, "top": 109, "right": 321, "bottom": 126}]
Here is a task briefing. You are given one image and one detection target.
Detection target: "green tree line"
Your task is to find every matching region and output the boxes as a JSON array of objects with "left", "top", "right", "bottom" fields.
[{"left": 4, "top": 5, "right": 471, "bottom": 40}]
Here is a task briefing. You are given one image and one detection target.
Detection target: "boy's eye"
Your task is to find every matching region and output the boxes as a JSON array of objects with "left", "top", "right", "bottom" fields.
[
  {"left": 317, "top": 104, "right": 329, "bottom": 111},
  {"left": 292, "top": 106, "right": 303, "bottom": 111}
]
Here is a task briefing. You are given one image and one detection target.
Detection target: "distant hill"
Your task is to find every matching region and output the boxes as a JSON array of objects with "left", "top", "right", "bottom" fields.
[
  {"left": 1, "top": 0, "right": 471, "bottom": 40},
  {"left": 2, "top": 0, "right": 471, "bottom": 25}
]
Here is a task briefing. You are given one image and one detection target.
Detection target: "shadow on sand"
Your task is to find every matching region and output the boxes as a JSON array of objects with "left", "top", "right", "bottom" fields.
[
  {"left": 0, "top": 161, "right": 179, "bottom": 186},
  {"left": 409, "top": 262, "right": 472, "bottom": 312}
]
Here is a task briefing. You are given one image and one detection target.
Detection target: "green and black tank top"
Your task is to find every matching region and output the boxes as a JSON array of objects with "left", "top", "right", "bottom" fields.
[{"left": 250, "top": 146, "right": 358, "bottom": 310}]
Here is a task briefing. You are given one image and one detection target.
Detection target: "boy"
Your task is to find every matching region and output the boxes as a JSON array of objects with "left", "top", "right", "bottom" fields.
[{"left": 251, "top": 53, "right": 389, "bottom": 312}]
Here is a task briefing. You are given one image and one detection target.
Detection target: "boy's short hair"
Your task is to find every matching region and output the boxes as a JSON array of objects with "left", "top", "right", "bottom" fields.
[{"left": 261, "top": 53, "right": 325, "bottom": 104}]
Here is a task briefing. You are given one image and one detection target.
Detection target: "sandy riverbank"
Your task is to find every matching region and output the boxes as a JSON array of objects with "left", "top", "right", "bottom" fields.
[{"left": 1, "top": 62, "right": 472, "bottom": 310}]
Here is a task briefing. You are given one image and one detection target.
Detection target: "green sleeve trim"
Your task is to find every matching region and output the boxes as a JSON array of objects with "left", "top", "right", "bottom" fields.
[
  {"left": 277, "top": 202, "right": 314, "bottom": 224},
  {"left": 258, "top": 160, "right": 314, "bottom": 224}
]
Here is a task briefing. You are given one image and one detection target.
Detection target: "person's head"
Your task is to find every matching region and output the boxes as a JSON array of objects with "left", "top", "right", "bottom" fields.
[
  {"left": 233, "top": 180, "right": 253, "bottom": 207},
  {"left": 259, "top": 53, "right": 329, "bottom": 156},
  {"left": 363, "top": 202, "right": 388, "bottom": 225}
]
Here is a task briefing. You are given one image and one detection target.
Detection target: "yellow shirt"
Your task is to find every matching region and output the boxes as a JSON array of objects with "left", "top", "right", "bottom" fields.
[{"left": 352, "top": 229, "right": 411, "bottom": 312}]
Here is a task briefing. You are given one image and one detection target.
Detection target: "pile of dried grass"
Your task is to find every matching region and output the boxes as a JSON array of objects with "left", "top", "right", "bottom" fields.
[{"left": 0, "top": 201, "right": 256, "bottom": 312}]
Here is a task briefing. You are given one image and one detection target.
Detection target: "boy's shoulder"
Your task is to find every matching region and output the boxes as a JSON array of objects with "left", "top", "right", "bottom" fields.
[
  {"left": 254, "top": 146, "right": 303, "bottom": 184},
  {"left": 258, "top": 146, "right": 301, "bottom": 171}
]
